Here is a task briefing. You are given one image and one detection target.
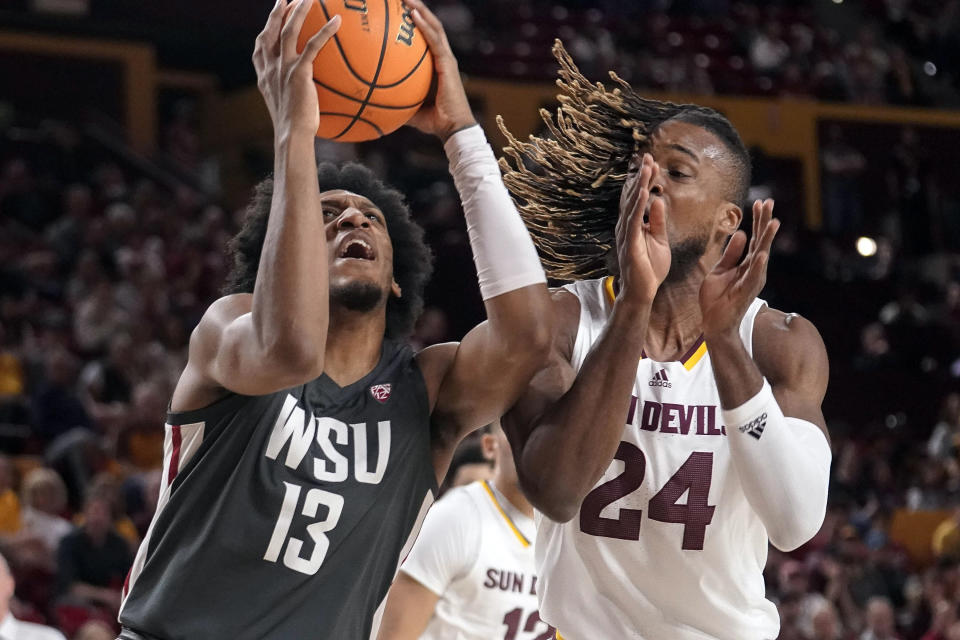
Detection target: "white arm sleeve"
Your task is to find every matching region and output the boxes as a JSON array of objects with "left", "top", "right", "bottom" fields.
[
  {"left": 399, "top": 488, "right": 481, "bottom": 596},
  {"left": 444, "top": 125, "right": 546, "bottom": 300},
  {"left": 723, "top": 380, "right": 832, "bottom": 552}
]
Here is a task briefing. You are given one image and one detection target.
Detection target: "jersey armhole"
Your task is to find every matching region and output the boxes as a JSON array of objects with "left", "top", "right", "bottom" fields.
[{"left": 165, "top": 391, "right": 251, "bottom": 426}]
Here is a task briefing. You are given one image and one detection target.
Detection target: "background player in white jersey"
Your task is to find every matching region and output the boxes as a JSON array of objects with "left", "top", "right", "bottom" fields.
[
  {"left": 498, "top": 43, "right": 832, "bottom": 640},
  {"left": 377, "top": 420, "right": 553, "bottom": 640}
]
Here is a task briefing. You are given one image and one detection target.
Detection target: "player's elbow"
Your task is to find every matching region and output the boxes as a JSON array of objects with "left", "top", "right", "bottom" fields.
[
  {"left": 766, "top": 505, "right": 827, "bottom": 552},
  {"left": 501, "top": 317, "right": 553, "bottom": 366},
  {"left": 517, "top": 470, "right": 580, "bottom": 523},
  {"left": 260, "top": 338, "right": 325, "bottom": 381}
]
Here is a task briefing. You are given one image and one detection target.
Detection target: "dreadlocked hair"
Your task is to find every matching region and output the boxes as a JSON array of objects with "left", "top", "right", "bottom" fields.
[{"left": 498, "top": 40, "right": 748, "bottom": 282}]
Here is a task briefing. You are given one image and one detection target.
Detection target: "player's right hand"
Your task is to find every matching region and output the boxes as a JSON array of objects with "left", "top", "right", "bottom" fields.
[
  {"left": 615, "top": 152, "right": 671, "bottom": 305},
  {"left": 253, "top": 0, "right": 341, "bottom": 139}
]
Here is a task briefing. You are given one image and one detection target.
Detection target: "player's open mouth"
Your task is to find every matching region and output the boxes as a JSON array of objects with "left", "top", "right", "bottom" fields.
[{"left": 339, "top": 237, "right": 376, "bottom": 261}]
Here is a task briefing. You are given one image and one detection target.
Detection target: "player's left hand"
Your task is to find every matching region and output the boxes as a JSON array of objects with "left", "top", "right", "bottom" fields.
[
  {"left": 404, "top": 0, "right": 477, "bottom": 141},
  {"left": 699, "top": 199, "right": 780, "bottom": 339}
]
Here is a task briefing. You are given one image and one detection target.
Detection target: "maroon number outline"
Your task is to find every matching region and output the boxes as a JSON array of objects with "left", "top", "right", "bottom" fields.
[
  {"left": 579, "top": 446, "right": 716, "bottom": 550},
  {"left": 503, "top": 608, "right": 555, "bottom": 640},
  {"left": 579, "top": 442, "right": 646, "bottom": 540},
  {"left": 647, "top": 451, "right": 716, "bottom": 550}
]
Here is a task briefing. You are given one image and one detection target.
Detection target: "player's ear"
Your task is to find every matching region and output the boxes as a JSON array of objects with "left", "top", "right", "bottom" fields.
[
  {"left": 390, "top": 280, "right": 402, "bottom": 298},
  {"left": 717, "top": 202, "right": 742, "bottom": 236},
  {"left": 480, "top": 434, "right": 497, "bottom": 460}
]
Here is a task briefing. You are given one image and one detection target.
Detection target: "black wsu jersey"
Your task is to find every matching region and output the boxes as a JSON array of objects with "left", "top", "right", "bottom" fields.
[{"left": 119, "top": 340, "right": 437, "bottom": 639}]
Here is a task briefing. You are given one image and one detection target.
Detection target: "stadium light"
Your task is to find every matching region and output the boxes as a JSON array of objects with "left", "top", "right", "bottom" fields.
[{"left": 856, "top": 236, "right": 878, "bottom": 257}]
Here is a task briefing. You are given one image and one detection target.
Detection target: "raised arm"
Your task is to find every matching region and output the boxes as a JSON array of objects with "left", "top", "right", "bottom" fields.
[
  {"left": 502, "top": 155, "right": 671, "bottom": 522},
  {"left": 171, "top": 0, "right": 341, "bottom": 410},
  {"left": 404, "top": 0, "right": 552, "bottom": 451},
  {"left": 700, "top": 199, "right": 831, "bottom": 551}
]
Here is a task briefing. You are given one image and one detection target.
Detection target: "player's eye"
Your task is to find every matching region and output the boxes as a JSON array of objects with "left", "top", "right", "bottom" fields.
[
  {"left": 322, "top": 208, "right": 338, "bottom": 220},
  {"left": 668, "top": 169, "right": 689, "bottom": 179}
]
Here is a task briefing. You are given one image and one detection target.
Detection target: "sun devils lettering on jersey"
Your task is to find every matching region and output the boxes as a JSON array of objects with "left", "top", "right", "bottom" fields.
[
  {"left": 400, "top": 480, "right": 552, "bottom": 640},
  {"left": 535, "top": 277, "right": 780, "bottom": 640},
  {"left": 119, "top": 340, "right": 436, "bottom": 640}
]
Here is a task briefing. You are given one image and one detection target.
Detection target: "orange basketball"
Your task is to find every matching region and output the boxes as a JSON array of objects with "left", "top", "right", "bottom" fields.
[{"left": 297, "top": 0, "right": 434, "bottom": 142}]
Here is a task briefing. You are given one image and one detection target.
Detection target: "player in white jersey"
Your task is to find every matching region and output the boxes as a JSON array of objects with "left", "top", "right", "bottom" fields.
[
  {"left": 377, "top": 421, "right": 553, "bottom": 640},
  {"left": 498, "top": 43, "right": 832, "bottom": 640}
]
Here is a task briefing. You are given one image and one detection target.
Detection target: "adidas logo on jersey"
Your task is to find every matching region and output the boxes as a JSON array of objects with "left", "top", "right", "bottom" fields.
[
  {"left": 737, "top": 413, "right": 768, "bottom": 440},
  {"left": 649, "top": 369, "right": 672, "bottom": 388}
]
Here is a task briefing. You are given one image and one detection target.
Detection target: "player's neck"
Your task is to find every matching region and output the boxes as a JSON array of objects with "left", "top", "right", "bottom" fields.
[
  {"left": 324, "top": 309, "right": 386, "bottom": 387},
  {"left": 645, "top": 273, "right": 705, "bottom": 362},
  {"left": 491, "top": 475, "right": 534, "bottom": 519}
]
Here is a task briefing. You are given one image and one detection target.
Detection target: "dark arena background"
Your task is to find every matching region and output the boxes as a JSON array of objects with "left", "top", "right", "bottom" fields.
[{"left": 2, "top": 0, "right": 960, "bottom": 638}]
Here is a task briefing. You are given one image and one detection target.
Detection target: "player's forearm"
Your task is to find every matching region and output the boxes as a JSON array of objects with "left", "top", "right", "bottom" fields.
[
  {"left": 445, "top": 125, "right": 551, "bottom": 354},
  {"left": 702, "top": 329, "right": 764, "bottom": 409},
  {"left": 521, "top": 299, "right": 649, "bottom": 522},
  {"left": 250, "top": 134, "right": 329, "bottom": 372},
  {"left": 707, "top": 331, "right": 830, "bottom": 551}
]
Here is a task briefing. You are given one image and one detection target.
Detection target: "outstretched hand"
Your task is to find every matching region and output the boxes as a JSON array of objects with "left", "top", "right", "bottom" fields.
[
  {"left": 699, "top": 199, "right": 780, "bottom": 338},
  {"left": 253, "top": 0, "right": 341, "bottom": 138},
  {"left": 404, "top": 0, "right": 477, "bottom": 141},
  {"left": 616, "top": 153, "right": 671, "bottom": 305}
]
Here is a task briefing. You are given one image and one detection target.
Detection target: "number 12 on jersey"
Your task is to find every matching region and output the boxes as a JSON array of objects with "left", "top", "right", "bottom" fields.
[{"left": 580, "top": 444, "right": 715, "bottom": 550}]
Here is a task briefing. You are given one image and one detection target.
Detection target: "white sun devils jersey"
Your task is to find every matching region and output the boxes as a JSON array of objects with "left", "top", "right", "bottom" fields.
[
  {"left": 400, "top": 481, "right": 553, "bottom": 640},
  {"left": 119, "top": 340, "right": 437, "bottom": 640},
  {"left": 536, "top": 278, "right": 780, "bottom": 640}
]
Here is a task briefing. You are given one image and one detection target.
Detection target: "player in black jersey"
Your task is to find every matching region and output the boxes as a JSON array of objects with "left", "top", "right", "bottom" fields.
[{"left": 117, "top": 1, "right": 552, "bottom": 638}]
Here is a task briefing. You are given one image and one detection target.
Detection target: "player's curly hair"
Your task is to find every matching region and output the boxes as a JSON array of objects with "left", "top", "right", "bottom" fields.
[
  {"left": 498, "top": 40, "right": 750, "bottom": 282},
  {"left": 223, "top": 162, "right": 433, "bottom": 339}
]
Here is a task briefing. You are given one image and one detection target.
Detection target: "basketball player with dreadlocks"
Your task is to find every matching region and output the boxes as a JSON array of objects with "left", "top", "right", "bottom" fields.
[
  {"left": 116, "top": 2, "right": 551, "bottom": 639},
  {"left": 498, "top": 42, "right": 832, "bottom": 640}
]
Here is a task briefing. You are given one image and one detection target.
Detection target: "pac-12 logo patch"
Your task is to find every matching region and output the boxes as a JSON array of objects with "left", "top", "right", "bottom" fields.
[{"left": 370, "top": 383, "right": 392, "bottom": 403}]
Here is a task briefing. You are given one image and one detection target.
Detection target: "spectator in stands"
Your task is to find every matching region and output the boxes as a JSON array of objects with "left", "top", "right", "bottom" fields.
[
  {"left": 72, "top": 281, "right": 129, "bottom": 356},
  {"left": 810, "top": 600, "right": 845, "bottom": 640},
  {"left": 751, "top": 21, "right": 791, "bottom": 73},
  {"left": 55, "top": 491, "right": 132, "bottom": 616},
  {"left": 822, "top": 125, "right": 867, "bottom": 237},
  {"left": 922, "top": 598, "right": 960, "bottom": 640},
  {"left": 29, "top": 348, "right": 92, "bottom": 444},
  {"left": 18, "top": 467, "right": 72, "bottom": 564},
  {"left": 861, "top": 596, "right": 901, "bottom": 640},
  {"left": 73, "top": 620, "right": 116, "bottom": 640},
  {"left": 79, "top": 332, "right": 134, "bottom": 434},
  {"left": 929, "top": 394, "right": 960, "bottom": 461},
  {"left": 0, "top": 551, "right": 65, "bottom": 640}
]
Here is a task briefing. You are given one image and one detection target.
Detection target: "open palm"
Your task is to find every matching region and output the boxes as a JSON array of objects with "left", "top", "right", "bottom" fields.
[{"left": 700, "top": 199, "right": 780, "bottom": 337}]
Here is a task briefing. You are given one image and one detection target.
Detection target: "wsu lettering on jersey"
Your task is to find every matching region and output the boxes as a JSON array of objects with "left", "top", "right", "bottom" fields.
[
  {"left": 626, "top": 397, "right": 727, "bottom": 436},
  {"left": 265, "top": 394, "right": 391, "bottom": 484}
]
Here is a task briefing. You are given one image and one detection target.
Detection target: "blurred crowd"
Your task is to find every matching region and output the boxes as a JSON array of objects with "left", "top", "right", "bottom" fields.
[
  {"left": 2, "top": 5, "right": 960, "bottom": 635},
  {"left": 443, "top": 0, "right": 960, "bottom": 106}
]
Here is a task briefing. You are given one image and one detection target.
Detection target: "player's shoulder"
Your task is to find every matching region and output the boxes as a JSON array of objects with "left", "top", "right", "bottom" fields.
[
  {"left": 421, "top": 483, "right": 486, "bottom": 537},
  {"left": 437, "top": 481, "right": 487, "bottom": 515},
  {"left": 199, "top": 293, "right": 254, "bottom": 328},
  {"left": 752, "top": 305, "right": 828, "bottom": 384}
]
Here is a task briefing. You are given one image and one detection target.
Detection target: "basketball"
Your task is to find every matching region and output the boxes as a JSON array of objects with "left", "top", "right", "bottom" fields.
[{"left": 297, "top": 0, "right": 434, "bottom": 142}]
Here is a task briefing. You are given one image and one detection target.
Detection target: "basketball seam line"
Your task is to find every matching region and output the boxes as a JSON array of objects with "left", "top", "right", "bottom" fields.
[
  {"left": 317, "top": 111, "right": 385, "bottom": 135},
  {"left": 318, "top": 0, "right": 381, "bottom": 89},
  {"left": 312, "top": 77, "right": 425, "bottom": 109},
  {"left": 331, "top": 0, "right": 391, "bottom": 139},
  {"left": 317, "top": 2, "right": 428, "bottom": 89}
]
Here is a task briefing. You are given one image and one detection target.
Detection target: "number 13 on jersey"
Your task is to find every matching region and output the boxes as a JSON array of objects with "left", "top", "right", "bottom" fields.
[{"left": 580, "top": 444, "right": 715, "bottom": 550}]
